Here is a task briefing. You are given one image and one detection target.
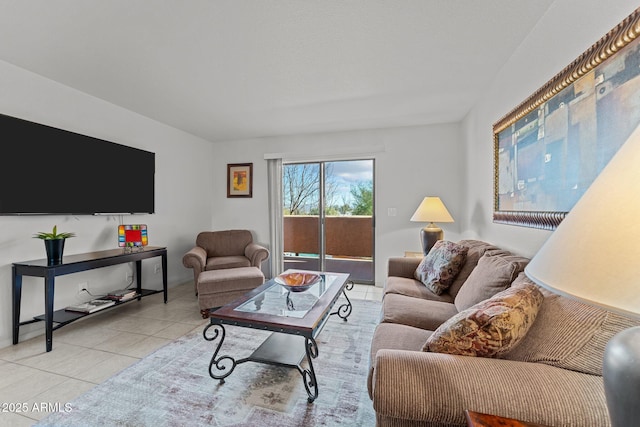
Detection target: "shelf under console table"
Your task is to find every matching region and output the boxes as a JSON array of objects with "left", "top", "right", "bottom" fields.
[{"left": 12, "top": 246, "right": 168, "bottom": 352}]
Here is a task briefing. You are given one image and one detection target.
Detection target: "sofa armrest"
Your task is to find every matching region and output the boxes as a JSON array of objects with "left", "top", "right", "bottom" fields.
[
  {"left": 245, "top": 242, "right": 269, "bottom": 267},
  {"left": 182, "top": 246, "right": 207, "bottom": 272},
  {"left": 387, "top": 257, "right": 421, "bottom": 279},
  {"left": 372, "top": 349, "right": 608, "bottom": 427}
]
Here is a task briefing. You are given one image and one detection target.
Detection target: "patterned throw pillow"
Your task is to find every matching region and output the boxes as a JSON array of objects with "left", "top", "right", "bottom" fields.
[
  {"left": 414, "top": 240, "right": 468, "bottom": 295},
  {"left": 423, "top": 283, "right": 544, "bottom": 357}
]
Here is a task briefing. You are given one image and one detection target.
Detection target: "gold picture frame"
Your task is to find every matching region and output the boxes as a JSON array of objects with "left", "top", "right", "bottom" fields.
[
  {"left": 227, "top": 163, "right": 253, "bottom": 198},
  {"left": 493, "top": 7, "right": 640, "bottom": 230}
]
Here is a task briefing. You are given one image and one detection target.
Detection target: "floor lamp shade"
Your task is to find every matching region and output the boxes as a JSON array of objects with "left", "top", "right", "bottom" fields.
[
  {"left": 410, "top": 197, "right": 454, "bottom": 255},
  {"left": 525, "top": 124, "right": 640, "bottom": 427}
]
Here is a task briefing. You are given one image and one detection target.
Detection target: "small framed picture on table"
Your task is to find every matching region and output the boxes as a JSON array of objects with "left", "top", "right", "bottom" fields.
[{"left": 227, "top": 163, "right": 253, "bottom": 198}]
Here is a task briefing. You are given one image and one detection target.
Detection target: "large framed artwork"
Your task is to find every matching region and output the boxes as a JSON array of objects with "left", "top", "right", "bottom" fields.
[
  {"left": 227, "top": 163, "right": 253, "bottom": 198},
  {"left": 493, "top": 7, "right": 640, "bottom": 230}
]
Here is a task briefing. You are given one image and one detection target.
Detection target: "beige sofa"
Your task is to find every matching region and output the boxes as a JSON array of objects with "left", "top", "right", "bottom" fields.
[{"left": 368, "top": 239, "right": 638, "bottom": 427}]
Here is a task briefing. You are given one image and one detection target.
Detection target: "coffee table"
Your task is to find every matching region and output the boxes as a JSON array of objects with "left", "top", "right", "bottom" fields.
[{"left": 202, "top": 270, "right": 352, "bottom": 403}]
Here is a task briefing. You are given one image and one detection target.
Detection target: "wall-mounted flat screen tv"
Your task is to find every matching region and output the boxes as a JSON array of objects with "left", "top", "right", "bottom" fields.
[{"left": 0, "top": 113, "right": 155, "bottom": 215}]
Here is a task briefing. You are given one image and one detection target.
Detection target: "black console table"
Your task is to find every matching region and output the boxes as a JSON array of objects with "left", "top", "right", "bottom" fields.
[{"left": 12, "top": 246, "right": 168, "bottom": 352}]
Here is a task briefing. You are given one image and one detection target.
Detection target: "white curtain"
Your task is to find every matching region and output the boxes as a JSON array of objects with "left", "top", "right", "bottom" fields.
[{"left": 267, "top": 158, "right": 283, "bottom": 278}]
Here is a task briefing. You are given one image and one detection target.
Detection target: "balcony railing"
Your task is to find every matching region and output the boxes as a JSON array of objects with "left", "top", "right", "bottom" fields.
[{"left": 283, "top": 215, "right": 374, "bottom": 283}]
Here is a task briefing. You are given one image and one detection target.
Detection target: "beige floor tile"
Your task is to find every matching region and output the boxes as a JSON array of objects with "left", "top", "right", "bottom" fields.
[
  {"left": 0, "top": 412, "right": 36, "bottom": 427},
  {"left": 0, "top": 362, "right": 43, "bottom": 391},
  {"left": 157, "top": 295, "right": 199, "bottom": 311},
  {"left": 15, "top": 342, "right": 87, "bottom": 371},
  {"left": 0, "top": 366, "right": 68, "bottom": 402},
  {"left": 53, "top": 323, "right": 122, "bottom": 348},
  {"left": 153, "top": 322, "right": 202, "bottom": 340},
  {"left": 105, "top": 316, "right": 176, "bottom": 336},
  {"left": 94, "top": 332, "right": 170, "bottom": 358},
  {"left": 0, "top": 335, "right": 50, "bottom": 363},
  {"left": 135, "top": 305, "right": 206, "bottom": 325}
]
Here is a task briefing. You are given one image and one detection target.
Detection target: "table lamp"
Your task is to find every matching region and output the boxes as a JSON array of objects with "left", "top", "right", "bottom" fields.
[
  {"left": 410, "top": 196, "right": 454, "bottom": 255},
  {"left": 524, "top": 124, "right": 640, "bottom": 427}
]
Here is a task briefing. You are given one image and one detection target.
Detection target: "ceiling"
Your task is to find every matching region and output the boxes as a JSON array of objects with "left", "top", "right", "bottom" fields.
[{"left": 0, "top": 1, "right": 554, "bottom": 143}]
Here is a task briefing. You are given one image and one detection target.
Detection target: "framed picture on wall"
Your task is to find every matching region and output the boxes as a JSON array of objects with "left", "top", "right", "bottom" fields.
[
  {"left": 227, "top": 163, "right": 253, "bottom": 198},
  {"left": 493, "top": 8, "right": 640, "bottom": 230}
]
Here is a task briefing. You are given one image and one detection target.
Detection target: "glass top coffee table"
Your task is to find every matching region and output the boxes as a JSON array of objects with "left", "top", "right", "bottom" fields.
[{"left": 203, "top": 269, "right": 353, "bottom": 403}]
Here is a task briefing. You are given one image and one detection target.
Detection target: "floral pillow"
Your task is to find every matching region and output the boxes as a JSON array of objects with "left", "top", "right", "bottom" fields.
[
  {"left": 423, "top": 283, "right": 544, "bottom": 357},
  {"left": 414, "top": 240, "right": 468, "bottom": 295}
]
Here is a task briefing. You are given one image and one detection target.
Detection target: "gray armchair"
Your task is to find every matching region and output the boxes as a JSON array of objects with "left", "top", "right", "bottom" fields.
[{"left": 182, "top": 229, "right": 269, "bottom": 293}]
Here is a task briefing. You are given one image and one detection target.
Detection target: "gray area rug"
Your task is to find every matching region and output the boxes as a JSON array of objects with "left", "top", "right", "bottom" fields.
[{"left": 37, "top": 299, "right": 381, "bottom": 426}]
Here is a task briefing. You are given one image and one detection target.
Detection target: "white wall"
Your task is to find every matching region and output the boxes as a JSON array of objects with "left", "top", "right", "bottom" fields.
[
  {"left": 211, "top": 123, "right": 464, "bottom": 286},
  {"left": 0, "top": 60, "right": 214, "bottom": 349},
  {"left": 461, "top": 0, "right": 638, "bottom": 257}
]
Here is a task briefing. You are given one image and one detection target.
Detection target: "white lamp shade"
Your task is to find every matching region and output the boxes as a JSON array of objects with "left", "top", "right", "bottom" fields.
[
  {"left": 410, "top": 197, "right": 454, "bottom": 223},
  {"left": 525, "top": 123, "right": 640, "bottom": 319}
]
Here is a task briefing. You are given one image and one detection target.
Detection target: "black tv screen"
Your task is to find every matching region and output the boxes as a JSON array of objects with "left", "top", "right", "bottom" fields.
[{"left": 0, "top": 113, "right": 155, "bottom": 215}]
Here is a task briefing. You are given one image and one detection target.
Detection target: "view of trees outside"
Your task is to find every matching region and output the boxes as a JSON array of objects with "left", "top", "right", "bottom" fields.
[{"left": 283, "top": 160, "right": 373, "bottom": 216}]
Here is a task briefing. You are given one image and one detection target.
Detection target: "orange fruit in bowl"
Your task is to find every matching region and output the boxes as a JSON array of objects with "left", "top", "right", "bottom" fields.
[{"left": 278, "top": 272, "right": 320, "bottom": 287}]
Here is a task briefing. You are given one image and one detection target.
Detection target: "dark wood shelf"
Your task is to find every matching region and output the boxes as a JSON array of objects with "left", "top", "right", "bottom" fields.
[
  {"left": 13, "top": 247, "right": 167, "bottom": 352},
  {"left": 33, "top": 288, "right": 162, "bottom": 328}
]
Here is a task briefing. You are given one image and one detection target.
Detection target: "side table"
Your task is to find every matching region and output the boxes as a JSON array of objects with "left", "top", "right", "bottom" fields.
[{"left": 465, "top": 410, "right": 551, "bottom": 427}]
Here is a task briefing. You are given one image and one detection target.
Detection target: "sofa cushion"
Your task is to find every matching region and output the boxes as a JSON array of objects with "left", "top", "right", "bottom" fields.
[
  {"left": 384, "top": 276, "right": 454, "bottom": 302},
  {"left": 368, "top": 322, "right": 433, "bottom": 398},
  {"left": 503, "top": 274, "right": 640, "bottom": 376},
  {"left": 447, "top": 240, "right": 503, "bottom": 298},
  {"left": 424, "top": 282, "right": 543, "bottom": 357},
  {"left": 414, "top": 240, "right": 468, "bottom": 295},
  {"left": 381, "top": 293, "right": 458, "bottom": 330},
  {"left": 454, "top": 253, "right": 529, "bottom": 311}
]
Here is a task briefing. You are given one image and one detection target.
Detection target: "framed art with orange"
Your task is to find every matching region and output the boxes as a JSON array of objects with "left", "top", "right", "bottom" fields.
[{"left": 227, "top": 163, "right": 253, "bottom": 198}]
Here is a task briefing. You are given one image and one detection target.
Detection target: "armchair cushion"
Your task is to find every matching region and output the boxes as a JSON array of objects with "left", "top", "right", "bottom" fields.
[{"left": 205, "top": 255, "right": 251, "bottom": 270}]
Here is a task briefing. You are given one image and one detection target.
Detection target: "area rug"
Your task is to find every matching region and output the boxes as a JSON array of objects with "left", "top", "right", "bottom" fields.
[{"left": 37, "top": 299, "right": 381, "bottom": 427}]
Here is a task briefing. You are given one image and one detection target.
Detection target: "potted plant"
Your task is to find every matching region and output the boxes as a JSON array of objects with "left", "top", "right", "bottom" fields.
[{"left": 33, "top": 225, "right": 76, "bottom": 265}]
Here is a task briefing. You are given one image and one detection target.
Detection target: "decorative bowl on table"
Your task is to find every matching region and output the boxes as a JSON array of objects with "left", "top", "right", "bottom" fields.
[{"left": 275, "top": 272, "right": 321, "bottom": 292}]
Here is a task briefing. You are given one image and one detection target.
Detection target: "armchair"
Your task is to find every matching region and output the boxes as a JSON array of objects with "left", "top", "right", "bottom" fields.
[{"left": 182, "top": 229, "right": 269, "bottom": 293}]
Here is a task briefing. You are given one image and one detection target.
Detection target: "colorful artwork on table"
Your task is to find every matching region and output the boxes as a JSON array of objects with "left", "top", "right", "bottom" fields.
[{"left": 118, "top": 224, "right": 148, "bottom": 248}]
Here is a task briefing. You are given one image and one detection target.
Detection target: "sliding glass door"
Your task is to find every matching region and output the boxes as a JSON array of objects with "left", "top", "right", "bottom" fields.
[{"left": 282, "top": 159, "right": 374, "bottom": 283}]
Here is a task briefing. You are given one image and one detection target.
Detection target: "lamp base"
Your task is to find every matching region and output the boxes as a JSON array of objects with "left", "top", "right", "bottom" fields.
[
  {"left": 420, "top": 223, "right": 443, "bottom": 256},
  {"left": 603, "top": 326, "right": 640, "bottom": 427}
]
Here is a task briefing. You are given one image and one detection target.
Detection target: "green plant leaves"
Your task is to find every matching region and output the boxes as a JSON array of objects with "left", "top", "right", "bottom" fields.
[{"left": 33, "top": 224, "right": 76, "bottom": 240}]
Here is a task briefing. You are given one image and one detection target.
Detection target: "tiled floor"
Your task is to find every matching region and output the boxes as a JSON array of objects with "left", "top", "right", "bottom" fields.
[{"left": 0, "top": 281, "right": 382, "bottom": 426}]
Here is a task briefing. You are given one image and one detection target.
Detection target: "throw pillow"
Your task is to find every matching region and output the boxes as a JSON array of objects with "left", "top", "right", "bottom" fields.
[
  {"left": 423, "top": 282, "right": 544, "bottom": 357},
  {"left": 414, "top": 240, "right": 468, "bottom": 295}
]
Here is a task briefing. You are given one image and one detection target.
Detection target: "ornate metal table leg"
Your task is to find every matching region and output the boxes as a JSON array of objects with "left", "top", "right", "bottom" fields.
[
  {"left": 203, "top": 323, "right": 237, "bottom": 384},
  {"left": 298, "top": 337, "right": 319, "bottom": 403},
  {"left": 286, "top": 291, "right": 295, "bottom": 310},
  {"left": 331, "top": 280, "right": 353, "bottom": 321}
]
